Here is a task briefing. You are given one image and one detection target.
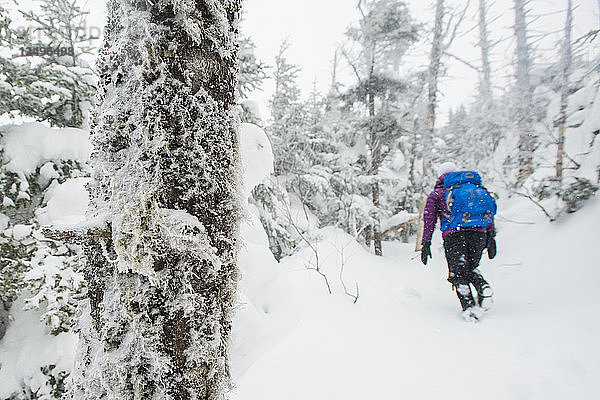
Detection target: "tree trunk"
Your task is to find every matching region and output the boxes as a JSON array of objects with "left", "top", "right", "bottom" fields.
[
  {"left": 414, "top": 197, "right": 427, "bottom": 252},
  {"left": 478, "top": 0, "right": 492, "bottom": 101},
  {"left": 556, "top": 0, "right": 572, "bottom": 183},
  {"left": 424, "top": 0, "right": 444, "bottom": 181},
  {"left": 71, "top": 1, "right": 242, "bottom": 399},
  {"left": 371, "top": 167, "right": 383, "bottom": 256},
  {"left": 514, "top": 0, "right": 535, "bottom": 181},
  {"left": 416, "top": 0, "right": 444, "bottom": 252},
  {"left": 367, "top": 59, "right": 383, "bottom": 256}
]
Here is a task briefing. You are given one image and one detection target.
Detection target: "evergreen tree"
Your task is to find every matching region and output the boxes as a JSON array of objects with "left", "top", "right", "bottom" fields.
[
  {"left": 0, "top": 124, "right": 89, "bottom": 397},
  {"left": 342, "top": 0, "right": 419, "bottom": 255},
  {"left": 269, "top": 40, "right": 306, "bottom": 176},
  {"left": 69, "top": 0, "right": 242, "bottom": 398},
  {"left": 0, "top": 0, "right": 97, "bottom": 128},
  {"left": 237, "top": 35, "right": 268, "bottom": 100},
  {"left": 260, "top": 42, "right": 343, "bottom": 258}
]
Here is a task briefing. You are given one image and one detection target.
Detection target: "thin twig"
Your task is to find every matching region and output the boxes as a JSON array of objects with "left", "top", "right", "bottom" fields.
[
  {"left": 338, "top": 243, "right": 359, "bottom": 303},
  {"left": 514, "top": 191, "right": 556, "bottom": 221},
  {"left": 280, "top": 195, "right": 332, "bottom": 295},
  {"left": 494, "top": 215, "right": 535, "bottom": 225},
  {"left": 498, "top": 262, "right": 523, "bottom": 267},
  {"left": 444, "top": 52, "right": 481, "bottom": 71}
]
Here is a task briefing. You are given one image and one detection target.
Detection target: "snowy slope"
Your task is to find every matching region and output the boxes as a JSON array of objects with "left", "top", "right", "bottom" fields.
[
  {"left": 231, "top": 196, "right": 600, "bottom": 400},
  {"left": 2, "top": 121, "right": 598, "bottom": 399},
  {"left": 0, "top": 122, "right": 293, "bottom": 396}
]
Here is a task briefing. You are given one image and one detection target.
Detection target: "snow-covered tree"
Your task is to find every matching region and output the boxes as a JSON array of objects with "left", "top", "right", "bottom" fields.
[
  {"left": 0, "top": 123, "right": 89, "bottom": 398},
  {"left": 1, "top": 0, "right": 97, "bottom": 128},
  {"left": 262, "top": 41, "right": 342, "bottom": 257},
  {"left": 269, "top": 40, "right": 306, "bottom": 176},
  {"left": 69, "top": 0, "right": 242, "bottom": 398},
  {"left": 478, "top": 0, "right": 492, "bottom": 102},
  {"left": 555, "top": 0, "right": 573, "bottom": 183},
  {"left": 237, "top": 35, "right": 268, "bottom": 100},
  {"left": 513, "top": 0, "right": 536, "bottom": 181},
  {"left": 342, "top": 0, "right": 419, "bottom": 255},
  {"left": 423, "top": 0, "right": 445, "bottom": 181}
]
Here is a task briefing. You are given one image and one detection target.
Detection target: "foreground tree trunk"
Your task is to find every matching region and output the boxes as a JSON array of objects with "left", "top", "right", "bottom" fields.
[{"left": 70, "top": 1, "right": 242, "bottom": 399}]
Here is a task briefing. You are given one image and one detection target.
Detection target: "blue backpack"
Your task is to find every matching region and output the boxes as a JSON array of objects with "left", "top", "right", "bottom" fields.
[{"left": 440, "top": 171, "right": 497, "bottom": 231}]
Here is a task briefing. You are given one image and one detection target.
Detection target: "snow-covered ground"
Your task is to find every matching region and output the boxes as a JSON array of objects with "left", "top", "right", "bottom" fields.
[
  {"left": 231, "top": 195, "right": 600, "bottom": 400},
  {"left": 1, "top": 122, "right": 598, "bottom": 399}
]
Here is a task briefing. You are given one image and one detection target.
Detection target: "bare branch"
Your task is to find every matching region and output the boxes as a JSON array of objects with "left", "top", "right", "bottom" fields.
[
  {"left": 381, "top": 217, "right": 419, "bottom": 236},
  {"left": 514, "top": 191, "right": 556, "bottom": 221},
  {"left": 42, "top": 226, "right": 111, "bottom": 244},
  {"left": 357, "top": 0, "right": 366, "bottom": 19},
  {"left": 338, "top": 243, "right": 359, "bottom": 304},
  {"left": 444, "top": 52, "right": 482, "bottom": 71},
  {"left": 444, "top": 0, "right": 471, "bottom": 51},
  {"left": 278, "top": 191, "right": 332, "bottom": 295},
  {"left": 341, "top": 47, "right": 364, "bottom": 87}
]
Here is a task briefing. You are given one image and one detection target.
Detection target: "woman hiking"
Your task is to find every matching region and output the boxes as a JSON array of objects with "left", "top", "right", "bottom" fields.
[{"left": 420, "top": 162, "right": 497, "bottom": 321}]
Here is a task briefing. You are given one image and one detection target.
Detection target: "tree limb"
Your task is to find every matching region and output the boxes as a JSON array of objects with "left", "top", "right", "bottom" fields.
[
  {"left": 444, "top": 52, "right": 481, "bottom": 71},
  {"left": 514, "top": 191, "right": 556, "bottom": 221}
]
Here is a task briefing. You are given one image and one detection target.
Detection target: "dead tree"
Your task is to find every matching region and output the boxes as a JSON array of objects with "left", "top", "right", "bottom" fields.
[
  {"left": 556, "top": 0, "right": 573, "bottom": 183},
  {"left": 478, "top": 0, "right": 493, "bottom": 101},
  {"left": 514, "top": 0, "right": 536, "bottom": 181}
]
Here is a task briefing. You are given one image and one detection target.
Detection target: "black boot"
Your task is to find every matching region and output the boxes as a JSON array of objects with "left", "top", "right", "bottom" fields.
[
  {"left": 476, "top": 284, "right": 493, "bottom": 311},
  {"left": 469, "top": 271, "right": 493, "bottom": 310},
  {"left": 454, "top": 282, "right": 476, "bottom": 311}
]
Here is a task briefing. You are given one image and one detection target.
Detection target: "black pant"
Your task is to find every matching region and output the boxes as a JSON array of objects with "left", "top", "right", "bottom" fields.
[{"left": 443, "top": 231, "right": 489, "bottom": 311}]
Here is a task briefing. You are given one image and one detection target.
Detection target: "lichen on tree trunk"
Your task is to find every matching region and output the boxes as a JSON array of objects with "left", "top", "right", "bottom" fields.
[{"left": 70, "top": 1, "right": 242, "bottom": 399}]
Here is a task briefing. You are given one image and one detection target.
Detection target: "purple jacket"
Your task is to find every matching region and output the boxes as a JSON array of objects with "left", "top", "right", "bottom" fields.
[{"left": 422, "top": 173, "right": 495, "bottom": 243}]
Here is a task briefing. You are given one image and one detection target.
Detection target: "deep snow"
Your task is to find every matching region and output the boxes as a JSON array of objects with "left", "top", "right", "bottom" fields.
[
  {"left": 1, "top": 122, "right": 598, "bottom": 399},
  {"left": 230, "top": 195, "right": 600, "bottom": 400}
]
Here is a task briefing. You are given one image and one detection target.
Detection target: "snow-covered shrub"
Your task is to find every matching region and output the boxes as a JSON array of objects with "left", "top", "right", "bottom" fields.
[
  {"left": 0, "top": 123, "right": 88, "bottom": 399},
  {"left": 251, "top": 180, "right": 297, "bottom": 260},
  {"left": 0, "top": 232, "right": 34, "bottom": 302},
  {"left": 0, "top": 0, "right": 98, "bottom": 128},
  {"left": 23, "top": 244, "right": 84, "bottom": 334},
  {"left": 561, "top": 177, "right": 598, "bottom": 214},
  {"left": 6, "top": 364, "right": 69, "bottom": 400}
]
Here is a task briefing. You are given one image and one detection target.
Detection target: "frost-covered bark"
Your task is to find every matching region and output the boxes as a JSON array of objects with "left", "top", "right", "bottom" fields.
[
  {"left": 71, "top": 0, "right": 242, "bottom": 399},
  {"left": 556, "top": 0, "right": 572, "bottom": 183},
  {"left": 514, "top": 0, "right": 535, "bottom": 181}
]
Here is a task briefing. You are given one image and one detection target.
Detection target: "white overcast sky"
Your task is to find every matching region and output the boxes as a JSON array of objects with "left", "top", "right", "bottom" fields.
[
  {"left": 241, "top": 0, "right": 599, "bottom": 123},
  {"left": 8, "top": 0, "right": 600, "bottom": 124}
]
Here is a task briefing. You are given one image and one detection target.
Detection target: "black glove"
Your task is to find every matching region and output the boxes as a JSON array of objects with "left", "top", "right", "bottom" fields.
[
  {"left": 487, "top": 232, "right": 497, "bottom": 259},
  {"left": 421, "top": 241, "right": 432, "bottom": 265}
]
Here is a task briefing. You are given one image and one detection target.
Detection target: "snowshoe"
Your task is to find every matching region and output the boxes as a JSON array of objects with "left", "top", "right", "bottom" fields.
[{"left": 461, "top": 306, "right": 484, "bottom": 322}]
